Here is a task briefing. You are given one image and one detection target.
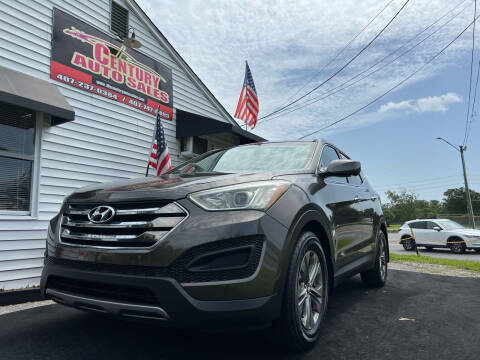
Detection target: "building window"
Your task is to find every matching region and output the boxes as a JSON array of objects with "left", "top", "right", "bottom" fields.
[
  {"left": 0, "top": 102, "right": 36, "bottom": 213},
  {"left": 111, "top": 1, "right": 129, "bottom": 39}
]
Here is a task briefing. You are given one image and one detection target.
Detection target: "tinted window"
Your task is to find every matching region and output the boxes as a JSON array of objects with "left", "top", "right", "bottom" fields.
[
  {"left": 319, "top": 146, "right": 347, "bottom": 184},
  {"left": 319, "top": 146, "right": 339, "bottom": 169},
  {"left": 411, "top": 221, "right": 426, "bottom": 229},
  {"left": 426, "top": 221, "right": 437, "bottom": 230}
]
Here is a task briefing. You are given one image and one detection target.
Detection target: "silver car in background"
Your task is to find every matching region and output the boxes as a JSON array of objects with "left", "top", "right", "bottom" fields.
[{"left": 398, "top": 219, "right": 480, "bottom": 254}]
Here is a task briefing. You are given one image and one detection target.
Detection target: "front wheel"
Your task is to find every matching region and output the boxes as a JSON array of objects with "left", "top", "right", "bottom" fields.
[
  {"left": 402, "top": 237, "right": 416, "bottom": 251},
  {"left": 361, "top": 230, "right": 388, "bottom": 287},
  {"left": 449, "top": 238, "right": 466, "bottom": 254},
  {"left": 276, "top": 231, "right": 329, "bottom": 351}
]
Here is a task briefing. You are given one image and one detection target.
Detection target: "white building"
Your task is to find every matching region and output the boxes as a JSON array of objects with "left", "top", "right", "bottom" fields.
[{"left": 0, "top": 0, "right": 263, "bottom": 291}]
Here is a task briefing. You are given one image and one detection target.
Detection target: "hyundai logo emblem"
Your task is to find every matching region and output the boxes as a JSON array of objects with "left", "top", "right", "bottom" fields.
[{"left": 88, "top": 205, "right": 116, "bottom": 224}]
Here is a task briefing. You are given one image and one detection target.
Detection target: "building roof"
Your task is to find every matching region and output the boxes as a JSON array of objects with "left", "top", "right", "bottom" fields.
[{"left": 127, "top": 0, "right": 241, "bottom": 129}]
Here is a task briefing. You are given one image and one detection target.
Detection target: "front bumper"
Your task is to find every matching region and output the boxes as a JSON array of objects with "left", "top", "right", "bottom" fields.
[
  {"left": 41, "top": 199, "right": 291, "bottom": 328},
  {"left": 466, "top": 240, "right": 480, "bottom": 249},
  {"left": 40, "top": 260, "right": 277, "bottom": 329}
]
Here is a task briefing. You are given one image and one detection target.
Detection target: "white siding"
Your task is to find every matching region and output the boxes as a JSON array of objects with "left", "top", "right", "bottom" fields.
[{"left": 0, "top": 0, "right": 235, "bottom": 290}]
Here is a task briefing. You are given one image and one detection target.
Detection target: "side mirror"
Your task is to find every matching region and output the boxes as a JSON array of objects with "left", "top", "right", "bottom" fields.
[
  {"left": 433, "top": 226, "right": 441, "bottom": 232},
  {"left": 318, "top": 159, "right": 361, "bottom": 177}
]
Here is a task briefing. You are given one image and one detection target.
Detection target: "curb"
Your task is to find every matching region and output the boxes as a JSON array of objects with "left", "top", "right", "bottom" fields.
[{"left": 0, "top": 288, "right": 42, "bottom": 306}]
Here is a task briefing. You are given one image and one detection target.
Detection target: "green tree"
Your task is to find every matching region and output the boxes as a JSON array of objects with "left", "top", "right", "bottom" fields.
[
  {"left": 443, "top": 187, "right": 480, "bottom": 214},
  {"left": 384, "top": 190, "right": 418, "bottom": 224}
]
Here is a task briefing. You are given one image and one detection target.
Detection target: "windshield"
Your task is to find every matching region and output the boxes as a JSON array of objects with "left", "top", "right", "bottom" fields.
[
  {"left": 171, "top": 142, "right": 315, "bottom": 174},
  {"left": 436, "top": 220, "right": 465, "bottom": 230}
]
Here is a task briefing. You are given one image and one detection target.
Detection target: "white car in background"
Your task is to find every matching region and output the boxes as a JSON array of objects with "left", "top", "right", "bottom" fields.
[{"left": 398, "top": 219, "right": 480, "bottom": 254}]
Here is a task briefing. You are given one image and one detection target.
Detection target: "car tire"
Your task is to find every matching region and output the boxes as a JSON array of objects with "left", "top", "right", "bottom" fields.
[
  {"left": 475, "top": 249, "right": 480, "bottom": 253},
  {"left": 401, "top": 236, "right": 415, "bottom": 251},
  {"left": 275, "top": 231, "right": 329, "bottom": 352},
  {"left": 361, "top": 230, "right": 388, "bottom": 287},
  {"left": 448, "top": 238, "right": 466, "bottom": 254}
]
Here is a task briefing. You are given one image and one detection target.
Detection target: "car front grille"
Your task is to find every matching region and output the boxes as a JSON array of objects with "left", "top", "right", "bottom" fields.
[
  {"left": 47, "top": 236, "right": 265, "bottom": 283},
  {"left": 47, "top": 276, "right": 158, "bottom": 305},
  {"left": 60, "top": 202, "right": 188, "bottom": 249}
]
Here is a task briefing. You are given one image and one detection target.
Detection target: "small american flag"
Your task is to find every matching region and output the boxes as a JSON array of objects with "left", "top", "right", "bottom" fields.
[
  {"left": 234, "top": 61, "right": 259, "bottom": 129},
  {"left": 148, "top": 109, "right": 173, "bottom": 176}
]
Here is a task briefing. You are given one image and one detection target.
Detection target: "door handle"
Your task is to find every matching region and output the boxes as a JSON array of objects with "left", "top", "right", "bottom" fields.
[
  {"left": 353, "top": 196, "right": 360, "bottom": 202},
  {"left": 370, "top": 196, "right": 377, "bottom": 201}
]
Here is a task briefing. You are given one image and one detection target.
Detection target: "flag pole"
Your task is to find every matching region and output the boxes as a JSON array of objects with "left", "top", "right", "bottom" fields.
[
  {"left": 245, "top": 60, "right": 248, "bottom": 131},
  {"left": 145, "top": 108, "right": 159, "bottom": 176}
]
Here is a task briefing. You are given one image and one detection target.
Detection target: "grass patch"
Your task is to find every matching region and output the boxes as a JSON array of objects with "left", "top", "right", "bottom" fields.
[
  {"left": 387, "top": 224, "right": 401, "bottom": 232},
  {"left": 390, "top": 253, "right": 480, "bottom": 273}
]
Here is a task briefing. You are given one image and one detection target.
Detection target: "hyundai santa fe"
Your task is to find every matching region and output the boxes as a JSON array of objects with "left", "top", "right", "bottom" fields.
[{"left": 41, "top": 139, "right": 388, "bottom": 351}]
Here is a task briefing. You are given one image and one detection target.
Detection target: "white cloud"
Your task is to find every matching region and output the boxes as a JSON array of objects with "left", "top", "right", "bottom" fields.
[
  {"left": 378, "top": 92, "right": 462, "bottom": 113},
  {"left": 378, "top": 100, "right": 415, "bottom": 113},
  {"left": 136, "top": 0, "right": 473, "bottom": 139},
  {"left": 415, "top": 92, "right": 462, "bottom": 112}
]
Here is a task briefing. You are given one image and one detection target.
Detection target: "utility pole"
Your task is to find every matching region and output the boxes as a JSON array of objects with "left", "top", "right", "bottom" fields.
[
  {"left": 459, "top": 145, "right": 476, "bottom": 228},
  {"left": 436, "top": 137, "right": 476, "bottom": 228}
]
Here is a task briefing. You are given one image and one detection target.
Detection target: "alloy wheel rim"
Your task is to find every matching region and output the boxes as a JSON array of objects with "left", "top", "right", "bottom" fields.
[
  {"left": 379, "top": 238, "right": 387, "bottom": 280},
  {"left": 297, "top": 249, "right": 324, "bottom": 334}
]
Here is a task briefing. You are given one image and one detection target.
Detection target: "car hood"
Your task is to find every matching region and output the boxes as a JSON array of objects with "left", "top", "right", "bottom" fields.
[
  {"left": 66, "top": 172, "right": 287, "bottom": 204},
  {"left": 453, "top": 228, "right": 480, "bottom": 237}
]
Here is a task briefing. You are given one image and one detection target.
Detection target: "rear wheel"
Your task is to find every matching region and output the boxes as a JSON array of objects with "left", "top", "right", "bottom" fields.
[
  {"left": 276, "top": 231, "right": 329, "bottom": 351},
  {"left": 402, "top": 236, "right": 416, "bottom": 251},
  {"left": 449, "top": 238, "right": 466, "bottom": 254},
  {"left": 361, "top": 230, "right": 387, "bottom": 287}
]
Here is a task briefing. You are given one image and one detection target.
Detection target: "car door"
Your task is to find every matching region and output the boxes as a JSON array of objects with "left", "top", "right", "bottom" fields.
[
  {"left": 314, "top": 145, "right": 364, "bottom": 271},
  {"left": 339, "top": 154, "right": 375, "bottom": 251},
  {"left": 411, "top": 221, "right": 427, "bottom": 245},
  {"left": 428, "top": 221, "right": 449, "bottom": 246},
  {"left": 422, "top": 221, "right": 440, "bottom": 246}
]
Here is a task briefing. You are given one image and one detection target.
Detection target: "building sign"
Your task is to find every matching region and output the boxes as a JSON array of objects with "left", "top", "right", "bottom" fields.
[{"left": 50, "top": 8, "right": 173, "bottom": 119}]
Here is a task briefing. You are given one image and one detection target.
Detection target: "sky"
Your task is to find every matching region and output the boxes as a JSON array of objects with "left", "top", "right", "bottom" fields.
[{"left": 138, "top": 0, "right": 480, "bottom": 203}]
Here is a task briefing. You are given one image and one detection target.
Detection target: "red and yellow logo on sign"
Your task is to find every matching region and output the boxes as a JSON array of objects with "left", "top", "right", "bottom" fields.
[{"left": 64, "top": 27, "right": 169, "bottom": 105}]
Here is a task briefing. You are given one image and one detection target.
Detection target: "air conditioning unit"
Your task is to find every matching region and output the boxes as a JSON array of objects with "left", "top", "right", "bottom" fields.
[{"left": 180, "top": 136, "right": 208, "bottom": 159}]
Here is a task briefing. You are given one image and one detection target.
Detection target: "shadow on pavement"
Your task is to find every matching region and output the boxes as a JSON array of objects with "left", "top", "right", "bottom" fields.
[{"left": 0, "top": 270, "right": 479, "bottom": 360}]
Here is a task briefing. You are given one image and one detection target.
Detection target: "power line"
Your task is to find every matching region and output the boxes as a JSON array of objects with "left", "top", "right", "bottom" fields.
[
  {"left": 257, "top": 0, "right": 471, "bottom": 125},
  {"left": 466, "top": 58, "right": 480, "bottom": 145},
  {"left": 396, "top": 181, "right": 480, "bottom": 191},
  {"left": 257, "top": 0, "right": 412, "bottom": 121},
  {"left": 284, "top": 0, "right": 396, "bottom": 104},
  {"left": 298, "top": 15, "right": 479, "bottom": 140},
  {"left": 463, "top": 0, "right": 477, "bottom": 146},
  {"left": 375, "top": 175, "right": 466, "bottom": 189}
]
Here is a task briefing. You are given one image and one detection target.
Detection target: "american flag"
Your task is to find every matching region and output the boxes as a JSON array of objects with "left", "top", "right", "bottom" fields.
[
  {"left": 234, "top": 61, "right": 259, "bottom": 129},
  {"left": 148, "top": 109, "right": 173, "bottom": 176}
]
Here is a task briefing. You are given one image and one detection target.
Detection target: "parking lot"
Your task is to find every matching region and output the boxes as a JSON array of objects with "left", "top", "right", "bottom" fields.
[{"left": 1, "top": 269, "right": 479, "bottom": 360}]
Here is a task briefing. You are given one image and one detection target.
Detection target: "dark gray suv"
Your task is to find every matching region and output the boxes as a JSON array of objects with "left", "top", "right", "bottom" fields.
[{"left": 41, "top": 140, "right": 388, "bottom": 351}]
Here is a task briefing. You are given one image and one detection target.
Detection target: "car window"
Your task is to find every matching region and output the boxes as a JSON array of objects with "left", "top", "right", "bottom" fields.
[
  {"left": 319, "top": 146, "right": 347, "bottom": 184},
  {"left": 171, "top": 142, "right": 316, "bottom": 174},
  {"left": 426, "top": 221, "right": 437, "bottom": 230},
  {"left": 319, "top": 146, "right": 339, "bottom": 169},
  {"left": 411, "top": 221, "right": 427, "bottom": 229}
]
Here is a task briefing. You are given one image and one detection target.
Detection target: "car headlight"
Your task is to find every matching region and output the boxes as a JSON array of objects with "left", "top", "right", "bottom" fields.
[{"left": 188, "top": 181, "right": 291, "bottom": 211}]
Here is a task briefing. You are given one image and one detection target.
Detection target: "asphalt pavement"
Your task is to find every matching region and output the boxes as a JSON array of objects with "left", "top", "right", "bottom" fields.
[
  {"left": 1, "top": 270, "right": 479, "bottom": 360},
  {"left": 388, "top": 233, "right": 480, "bottom": 262}
]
